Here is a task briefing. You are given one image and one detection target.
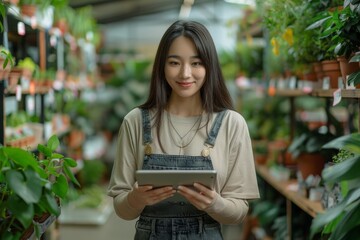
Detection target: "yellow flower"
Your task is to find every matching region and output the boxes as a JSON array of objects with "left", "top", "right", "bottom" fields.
[
  {"left": 271, "top": 37, "right": 279, "bottom": 56},
  {"left": 282, "top": 28, "right": 294, "bottom": 46}
]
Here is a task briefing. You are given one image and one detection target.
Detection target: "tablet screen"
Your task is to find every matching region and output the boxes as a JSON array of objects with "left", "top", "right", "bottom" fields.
[{"left": 136, "top": 169, "right": 217, "bottom": 202}]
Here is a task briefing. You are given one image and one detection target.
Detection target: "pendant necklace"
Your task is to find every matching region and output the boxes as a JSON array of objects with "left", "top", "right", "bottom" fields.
[{"left": 168, "top": 111, "right": 202, "bottom": 154}]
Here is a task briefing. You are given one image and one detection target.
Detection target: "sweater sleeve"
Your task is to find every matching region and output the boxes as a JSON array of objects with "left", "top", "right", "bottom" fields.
[
  {"left": 107, "top": 109, "right": 143, "bottom": 220},
  {"left": 204, "top": 111, "right": 259, "bottom": 224}
]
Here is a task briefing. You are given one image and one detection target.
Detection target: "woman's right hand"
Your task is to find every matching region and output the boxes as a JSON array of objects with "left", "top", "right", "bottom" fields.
[{"left": 127, "top": 182, "right": 176, "bottom": 210}]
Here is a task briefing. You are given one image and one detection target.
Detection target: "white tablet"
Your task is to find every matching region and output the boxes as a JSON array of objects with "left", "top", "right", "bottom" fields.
[{"left": 136, "top": 169, "right": 217, "bottom": 202}]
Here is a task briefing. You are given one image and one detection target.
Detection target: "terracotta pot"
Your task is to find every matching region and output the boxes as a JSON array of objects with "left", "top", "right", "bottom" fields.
[
  {"left": 267, "top": 139, "right": 295, "bottom": 166},
  {"left": 54, "top": 19, "right": 69, "bottom": 35},
  {"left": 337, "top": 56, "right": 360, "bottom": 88},
  {"left": 4, "top": 0, "right": 19, "bottom": 5},
  {"left": 67, "top": 130, "right": 85, "bottom": 149},
  {"left": 321, "top": 60, "right": 341, "bottom": 89},
  {"left": 0, "top": 58, "right": 12, "bottom": 80},
  {"left": 301, "top": 64, "right": 317, "bottom": 82},
  {"left": 296, "top": 153, "right": 325, "bottom": 180},
  {"left": 8, "top": 68, "right": 22, "bottom": 88},
  {"left": 312, "top": 62, "right": 323, "bottom": 81},
  {"left": 303, "top": 71, "right": 317, "bottom": 82},
  {"left": 20, "top": 4, "right": 37, "bottom": 17}
]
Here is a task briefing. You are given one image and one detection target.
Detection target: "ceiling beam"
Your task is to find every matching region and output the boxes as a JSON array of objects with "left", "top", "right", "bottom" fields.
[{"left": 69, "top": 0, "right": 219, "bottom": 24}]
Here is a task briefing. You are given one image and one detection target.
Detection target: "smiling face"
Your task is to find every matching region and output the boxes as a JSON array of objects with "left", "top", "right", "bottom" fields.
[{"left": 165, "top": 36, "right": 206, "bottom": 103}]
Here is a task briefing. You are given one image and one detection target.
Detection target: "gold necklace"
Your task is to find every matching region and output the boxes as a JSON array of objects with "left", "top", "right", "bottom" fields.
[{"left": 167, "top": 111, "right": 202, "bottom": 154}]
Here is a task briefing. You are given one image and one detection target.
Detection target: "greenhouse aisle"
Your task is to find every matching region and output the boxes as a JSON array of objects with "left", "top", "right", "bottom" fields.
[{"left": 59, "top": 211, "right": 137, "bottom": 240}]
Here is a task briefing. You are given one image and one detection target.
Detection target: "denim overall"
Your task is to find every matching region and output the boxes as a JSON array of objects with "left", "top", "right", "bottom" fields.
[{"left": 134, "top": 109, "right": 227, "bottom": 240}]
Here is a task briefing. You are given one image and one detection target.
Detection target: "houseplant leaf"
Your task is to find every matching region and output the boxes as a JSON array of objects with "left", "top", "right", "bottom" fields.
[
  {"left": 63, "top": 157, "right": 77, "bottom": 167},
  {"left": 6, "top": 169, "right": 43, "bottom": 204},
  {"left": 322, "top": 155, "right": 360, "bottom": 182},
  {"left": 63, "top": 164, "right": 80, "bottom": 186},
  {"left": 322, "top": 133, "right": 360, "bottom": 153},
  {"left": 37, "top": 144, "right": 52, "bottom": 158},
  {"left": 347, "top": 70, "right": 360, "bottom": 86},
  {"left": 52, "top": 174, "right": 68, "bottom": 198},
  {"left": 350, "top": 54, "right": 360, "bottom": 62},
  {"left": 7, "top": 194, "right": 34, "bottom": 228},
  {"left": 3, "top": 147, "right": 38, "bottom": 169},
  {"left": 330, "top": 201, "right": 360, "bottom": 240},
  {"left": 311, "top": 203, "right": 345, "bottom": 236},
  {"left": 311, "top": 188, "right": 360, "bottom": 237},
  {"left": 322, "top": 214, "right": 342, "bottom": 234},
  {"left": 334, "top": 225, "right": 360, "bottom": 240},
  {"left": 47, "top": 135, "right": 60, "bottom": 151},
  {"left": 42, "top": 190, "right": 60, "bottom": 216}
]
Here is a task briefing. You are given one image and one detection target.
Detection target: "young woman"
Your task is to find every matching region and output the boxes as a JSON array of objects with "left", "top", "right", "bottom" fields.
[{"left": 108, "top": 20, "right": 259, "bottom": 239}]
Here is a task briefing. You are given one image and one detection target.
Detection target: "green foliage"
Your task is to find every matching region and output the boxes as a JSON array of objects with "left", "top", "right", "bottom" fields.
[
  {"left": 244, "top": 96, "right": 290, "bottom": 141},
  {"left": 6, "top": 111, "right": 30, "bottom": 127},
  {"left": 347, "top": 53, "right": 360, "bottom": 86},
  {"left": 332, "top": 149, "right": 354, "bottom": 163},
  {"left": 307, "top": 1, "right": 360, "bottom": 60},
  {"left": 0, "top": 48, "right": 15, "bottom": 69},
  {"left": 17, "top": 57, "right": 37, "bottom": 72},
  {"left": 236, "top": 42, "right": 264, "bottom": 79},
  {"left": 0, "top": 135, "right": 79, "bottom": 239},
  {"left": 219, "top": 42, "right": 264, "bottom": 80},
  {"left": 218, "top": 50, "right": 239, "bottom": 81},
  {"left": 347, "top": 70, "right": 360, "bottom": 86},
  {"left": 310, "top": 133, "right": 360, "bottom": 239},
  {"left": 78, "top": 159, "right": 106, "bottom": 187},
  {"left": 252, "top": 200, "right": 282, "bottom": 229},
  {"left": 287, "top": 125, "right": 338, "bottom": 159},
  {"left": 19, "top": 0, "right": 68, "bottom": 10}
]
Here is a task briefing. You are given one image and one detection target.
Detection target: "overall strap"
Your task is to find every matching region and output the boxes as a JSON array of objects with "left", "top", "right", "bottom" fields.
[
  {"left": 141, "top": 108, "right": 152, "bottom": 144},
  {"left": 205, "top": 110, "right": 227, "bottom": 147}
]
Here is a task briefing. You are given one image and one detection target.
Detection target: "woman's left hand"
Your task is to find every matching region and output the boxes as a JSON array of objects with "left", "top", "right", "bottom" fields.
[{"left": 177, "top": 183, "right": 216, "bottom": 210}]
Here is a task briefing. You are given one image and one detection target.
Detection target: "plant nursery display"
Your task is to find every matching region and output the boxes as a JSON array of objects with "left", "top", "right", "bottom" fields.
[
  {"left": 0, "top": 135, "right": 79, "bottom": 239},
  {"left": 311, "top": 133, "right": 360, "bottom": 240}
]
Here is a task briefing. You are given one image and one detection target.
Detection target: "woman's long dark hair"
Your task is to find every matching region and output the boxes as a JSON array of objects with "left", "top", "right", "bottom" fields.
[{"left": 139, "top": 20, "right": 233, "bottom": 143}]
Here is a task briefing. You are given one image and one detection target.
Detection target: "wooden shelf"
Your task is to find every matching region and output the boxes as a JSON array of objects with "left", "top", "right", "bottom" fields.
[
  {"left": 256, "top": 164, "right": 324, "bottom": 218},
  {"left": 274, "top": 88, "right": 360, "bottom": 99},
  {"left": 6, "top": 86, "right": 51, "bottom": 95},
  {"left": 274, "top": 89, "right": 311, "bottom": 97}
]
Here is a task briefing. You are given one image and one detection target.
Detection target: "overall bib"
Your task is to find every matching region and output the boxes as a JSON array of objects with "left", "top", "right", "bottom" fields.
[{"left": 134, "top": 109, "right": 227, "bottom": 240}]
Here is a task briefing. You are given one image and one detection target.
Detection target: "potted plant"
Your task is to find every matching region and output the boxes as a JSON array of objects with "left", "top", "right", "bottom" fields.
[
  {"left": 0, "top": 47, "right": 14, "bottom": 80},
  {"left": 310, "top": 133, "right": 360, "bottom": 240},
  {"left": 18, "top": 0, "right": 39, "bottom": 17},
  {"left": 306, "top": 1, "right": 360, "bottom": 87},
  {"left": 0, "top": 135, "right": 80, "bottom": 239},
  {"left": 17, "top": 57, "right": 37, "bottom": 80},
  {"left": 18, "top": 0, "right": 65, "bottom": 18},
  {"left": 0, "top": 2, "right": 16, "bottom": 73},
  {"left": 287, "top": 116, "right": 340, "bottom": 180},
  {"left": 70, "top": 6, "right": 98, "bottom": 42},
  {"left": 53, "top": 4, "right": 74, "bottom": 35}
]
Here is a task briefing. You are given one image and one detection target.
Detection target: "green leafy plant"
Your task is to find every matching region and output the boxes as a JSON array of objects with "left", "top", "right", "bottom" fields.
[
  {"left": 0, "top": 2, "right": 16, "bottom": 69},
  {"left": 6, "top": 111, "right": 30, "bottom": 128},
  {"left": 0, "top": 135, "right": 80, "bottom": 239},
  {"left": 306, "top": 1, "right": 360, "bottom": 61},
  {"left": 19, "top": 0, "right": 67, "bottom": 9},
  {"left": 0, "top": 47, "right": 15, "bottom": 70},
  {"left": 287, "top": 105, "right": 343, "bottom": 160},
  {"left": 287, "top": 126, "right": 337, "bottom": 159},
  {"left": 17, "top": 57, "right": 37, "bottom": 73},
  {"left": 347, "top": 53, "right": 360, "bottom": 86},
  {"left": 310, "top": 133, "right": 360, "bottom": 240},
  {"left": 244, "top": 96, "right": 290, "bottom": 141}
]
